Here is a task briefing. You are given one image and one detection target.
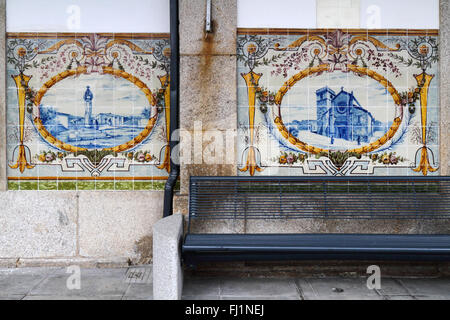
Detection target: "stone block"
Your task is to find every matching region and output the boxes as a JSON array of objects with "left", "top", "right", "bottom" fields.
[
  {"left": 180, "top": 55, "right": 237, "bottom": 131},
  {"left": 0, "top": 192, "right": 77, "bottom": 258},
  {"left": 173, "top": 194, "right": 189, "bottom": 214},
  {"left": 153, "top": 214, "right": 184, "bottom": 300},
  {"left": 440, "top": 0, "right": 450, "bottom": 175},
  {"left": 180, "top": 164, "right": 236, "bottom": 195},
  {"left": 189, "top": 217, "right": 244, "bottom": 234},
  {"left": 180, "top": 0, "right": 237, "bottom": 55},
  {"left": 78, "top": 191, "right": 163, "bottom": 259},
  {"left": 245, "top": 217, "right": 432, "bottom": 235}
]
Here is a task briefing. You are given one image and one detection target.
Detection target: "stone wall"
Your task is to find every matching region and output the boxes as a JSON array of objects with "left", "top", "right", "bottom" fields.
[
  {"left": 0, "top": 191, "right": 163, "bottom": 267},
  {"left": 179, "top": 0, "right": 238, "bottom": 195},
  {"left": 0, "top": 1, "right": 167, "bottom": 266},
  {"left": 0, "top": 187, "right": 165, "bottom": 267},
  {"left": 0, "top": 0, "right": 449, "bottom": 266}
]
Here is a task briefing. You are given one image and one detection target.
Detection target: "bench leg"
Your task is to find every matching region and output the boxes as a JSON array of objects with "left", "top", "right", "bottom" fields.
[{"left": 152, "top": 214, "right": 184, "bottom": 300}]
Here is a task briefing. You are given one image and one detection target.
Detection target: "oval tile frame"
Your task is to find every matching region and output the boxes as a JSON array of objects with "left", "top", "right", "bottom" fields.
[
  {"left": 273, "top": 64, "right": 403, "bottom": 155},
  {"left": 33, "top": 66, "right": 158, "bottom": 153}
]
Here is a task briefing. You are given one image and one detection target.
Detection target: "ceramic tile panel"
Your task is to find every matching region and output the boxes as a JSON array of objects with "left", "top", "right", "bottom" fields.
[
  {"left": 237, "top": 28, "right": 440, "bottom": 176},
  {"left": 6, "top": 33, "right": 171, "bottom": 190}
]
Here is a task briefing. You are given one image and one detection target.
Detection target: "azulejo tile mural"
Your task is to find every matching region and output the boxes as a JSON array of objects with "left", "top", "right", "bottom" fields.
[
  {"left": 237, "top": 29, "right": 440, "bottom": 176},
  {"left": 6, "top": 33, "right": 171, "bottom": 190}
]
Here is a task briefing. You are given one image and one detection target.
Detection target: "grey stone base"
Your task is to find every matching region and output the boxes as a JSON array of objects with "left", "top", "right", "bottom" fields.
[{"left": 153, "top": 214, "right": 184, "bottom": 300}]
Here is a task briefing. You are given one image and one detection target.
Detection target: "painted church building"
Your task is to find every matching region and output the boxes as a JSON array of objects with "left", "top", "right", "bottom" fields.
[{"left": 315, "top": 86, "right": 375, "bottom": 144}]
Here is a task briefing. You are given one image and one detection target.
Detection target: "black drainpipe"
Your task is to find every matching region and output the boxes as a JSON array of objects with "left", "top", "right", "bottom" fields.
[{"left": 163, "top": 0, "right": 180, "bottom": 218}]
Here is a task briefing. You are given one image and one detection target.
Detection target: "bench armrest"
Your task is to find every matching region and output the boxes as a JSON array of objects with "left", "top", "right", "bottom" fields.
[{"left": 153, "top": 213, "right": 184, "bottom": 300}]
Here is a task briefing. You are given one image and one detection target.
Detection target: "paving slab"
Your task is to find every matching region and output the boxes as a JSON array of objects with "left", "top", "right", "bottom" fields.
[
  {"left": 124, "top": 266, "right": 152, "bottom": 285},
  {"left": 0, "top": 273, "right": 47, "bottom": 296},
  {"left": 375, "top": 278, "right": 411, "bottom": 296},
  {"left": 0, "top": 295, "right": 25, "bottom": 300},
  {"left": 29, "top": 268, "right": 128, "bottom": 297},
  {"left": 183, "top": 277, "right": 221, "bottom": 297},
  {"left": 385, "top": 295, "right": 416, "bottom": 300},
  {"left": 123, "top": 283, "right": 153, "bottom": 300},
  {"left": 298, "top": 277, "right": 382, "bottom": 300},
  {"left": 122, "top": 296, "right": 155, "bottom": 300},
  {"left": 51, "top": 267, "right": 127, "bottom": 277},
  {"left": 413, "top": 295, "right": 450, "bottom": 300},
  {"left": 1, "top": 267, "right": 449, "bottom": 300},
  {"left": 220, "top": 278, "right": 299, "bottom": 299},
  {"left": 23, "top": 295, "right": 122, "bottom": 300},
  {"left": 182, "top": 295, "right": 221, "bottom": 300},
  {"left": 221, "top": 295, "right": 299, "bottom": 300},
  {"left": 309, "top": 295, "right": 385, "bottom": 300},
  {"left": 397, "top": 278, "right": 450, "bottom": 296},
  {"left": 0, "top": 267, "right": 62, "bottom": 274}
]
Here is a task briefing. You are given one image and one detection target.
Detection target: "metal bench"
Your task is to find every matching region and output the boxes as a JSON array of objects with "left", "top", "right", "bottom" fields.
[{"left": 182, "top": 176, "right": 450, "bottom": 266}]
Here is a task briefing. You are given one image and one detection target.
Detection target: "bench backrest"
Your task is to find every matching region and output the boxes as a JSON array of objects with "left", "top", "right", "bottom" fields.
[{"left": 188, "top": 176, "right": 450, "bottom": 232}]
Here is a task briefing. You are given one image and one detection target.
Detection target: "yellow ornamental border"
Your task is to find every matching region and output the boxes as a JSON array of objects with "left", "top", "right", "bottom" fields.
[
  {"left": 273, "top": 64, "right": 403, "bottom": 155},
  {"left": 33, "top": 66, "right": 158, "bottom": 153}
]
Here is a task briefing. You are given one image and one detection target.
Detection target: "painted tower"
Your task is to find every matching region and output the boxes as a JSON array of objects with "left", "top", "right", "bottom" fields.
[
  {"left": 315, "top": 86, "right": 336, "bottom": 136},
  {"left": 315, "top": 87, "right": 375, "bottom": 144},
  {"left": 83, "top": 86, "right": 93, "bottom": 127}
]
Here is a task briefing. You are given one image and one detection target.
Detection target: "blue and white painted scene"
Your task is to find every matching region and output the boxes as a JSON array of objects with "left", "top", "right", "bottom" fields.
[
  {"left": 39, "top": 74, "right": 153, "bottom": 150},
  {"left": 282, "top": 73, "right": 394, "bottom": 150}
]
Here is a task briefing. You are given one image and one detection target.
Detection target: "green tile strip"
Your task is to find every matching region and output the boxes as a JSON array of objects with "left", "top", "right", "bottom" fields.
[
  {"left": 8, "top": 181, "right": 19, "bottom": 190},
  {"left": 7, "top": 180, "right": 167, "bottom": 191},
  {"left": 38, "top": 180, "right": 58, "bottom": 190},
  {"left": 114, "top": 181, "right": 134, "bottom": 190},
  {"left": 134, "top": 181, "right": 154, "bottom": 190},
  {"left": 18, "top": 181, "right": 38, "bottom": 190},
  {"left": 58, "top": 182, "right": 77, "bottom": 190},
  {"left": 153, "top": 181, "right": 166, "bottom": 191}
]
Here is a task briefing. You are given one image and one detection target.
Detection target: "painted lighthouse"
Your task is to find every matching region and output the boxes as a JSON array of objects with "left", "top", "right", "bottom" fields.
[{"left": 84, "top": 86, "right": 93, "bottom": 128}]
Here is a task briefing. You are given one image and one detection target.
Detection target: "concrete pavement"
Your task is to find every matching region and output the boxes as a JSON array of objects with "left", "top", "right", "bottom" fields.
[{"left": 0, "top": 267, "right": 449, "bottom": 300}]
